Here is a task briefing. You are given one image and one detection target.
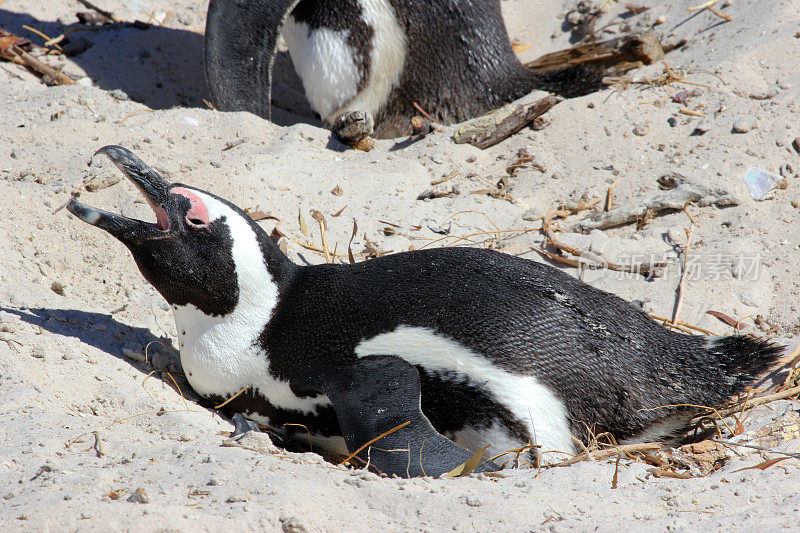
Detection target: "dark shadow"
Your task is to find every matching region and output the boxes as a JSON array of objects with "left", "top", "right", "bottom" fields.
[
  {"left": 324, "top": 134, "right": 350, "bottom": 153},
  {"left": 0, "top": 306, "right": 194, "bottom": 395},
  {"left": 1, "top": 307, "right": 347, "bottom": 458},
  {"left": 670, "top": 9, "right": 729, "bottom": 33},
  {"left": 270, "top": 49, "right": 318, "bottom": 125},
  {"left": 389, "top": 136, "right": 423, "bottom": 152},
  {"left": 0, "top": 9, "right": 316, "bottom": 122}
]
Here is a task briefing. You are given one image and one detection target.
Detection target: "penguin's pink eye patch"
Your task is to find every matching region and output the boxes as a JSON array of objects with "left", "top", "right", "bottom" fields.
[{"left": 172, "top": 187, "right": 210, "bottom": 228}]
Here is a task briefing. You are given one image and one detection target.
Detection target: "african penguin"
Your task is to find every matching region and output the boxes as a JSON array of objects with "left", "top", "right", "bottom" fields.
[
  {"left": 67, "top": 146, "right": 782, "bottom": 478},
  {"left": 204, "top": 0, "right": 606, "bottom": 137}
]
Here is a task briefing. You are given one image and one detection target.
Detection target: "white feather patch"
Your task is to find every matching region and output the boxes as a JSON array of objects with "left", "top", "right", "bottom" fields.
[
  {"left": 282, "top": 18, "right": 361, "bottom": 120},
  {"left": 354, "top": 326, "right": 575, "bottom": 460},
  {"left": 331, "top": 0, "right": 407, "bottom": 119},
  {"left": 282, "top": 0, "right": 406, "bottom": 122}
]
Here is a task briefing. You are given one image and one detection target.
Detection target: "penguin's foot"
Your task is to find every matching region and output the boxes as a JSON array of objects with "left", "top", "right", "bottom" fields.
[{"left": 331, "top": 110, "right": 375, "bottom": 151}]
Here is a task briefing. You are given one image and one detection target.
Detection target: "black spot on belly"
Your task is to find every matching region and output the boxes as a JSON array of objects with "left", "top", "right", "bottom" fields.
[
  {"left": 417, "top": 368, "right": 530, "bottom": 446},
  {"left": 291, "top": 0, "right": 374, "bottom": 92}
]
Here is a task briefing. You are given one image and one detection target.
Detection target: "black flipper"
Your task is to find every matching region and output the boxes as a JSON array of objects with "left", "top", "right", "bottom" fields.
[
  {"left": 303, "top": 355, "right": 499, "bottom": 478},
  {"left": 205, "top": 0, "right": 300, "bottom": 120}
]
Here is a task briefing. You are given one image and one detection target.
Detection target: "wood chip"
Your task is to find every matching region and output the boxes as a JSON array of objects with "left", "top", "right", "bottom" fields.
[{"left": 453, "top": 95, "right": 559, "bottom": 149}]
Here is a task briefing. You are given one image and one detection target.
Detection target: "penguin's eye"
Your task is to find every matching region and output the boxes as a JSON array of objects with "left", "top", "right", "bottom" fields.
[
  {"left": 186, "top": 216, "right": 208, "bottom": 228},
  {"left": 172, "top": 187, "right": 210, "bottom": 229}
]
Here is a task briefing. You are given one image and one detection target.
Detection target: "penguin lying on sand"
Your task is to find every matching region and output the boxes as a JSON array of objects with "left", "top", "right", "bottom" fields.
[
  {"left": 67, "top": 146, "right": 781, "bottom": 478},
  {"left": 205, "top": 0, "right": 612, "bottom": 137}
]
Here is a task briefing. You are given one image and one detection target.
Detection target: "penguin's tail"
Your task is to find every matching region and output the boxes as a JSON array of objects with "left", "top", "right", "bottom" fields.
[{"left": 704, "top": 335, "right": 784, "bottom": 395}]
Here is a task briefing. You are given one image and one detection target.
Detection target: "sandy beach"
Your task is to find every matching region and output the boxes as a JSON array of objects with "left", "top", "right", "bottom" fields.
[{"left": 1, "top": 0, "right": 799, "bottom": 530}]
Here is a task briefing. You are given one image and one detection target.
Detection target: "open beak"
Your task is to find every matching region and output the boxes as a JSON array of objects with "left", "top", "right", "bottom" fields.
[{"left": 66, "top": 145, "right": 171, "bottom": 241}]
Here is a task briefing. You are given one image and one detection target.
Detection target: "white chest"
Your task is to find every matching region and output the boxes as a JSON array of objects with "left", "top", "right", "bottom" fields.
[
  {"left": 167, "top": 190, "right": 332, "bottom": 416},
  {"left": 173, "top": 303, "right": 332, "bottom": 415},
  {"left": 172, "top": 302, "right": 266, "bottom": 397}
]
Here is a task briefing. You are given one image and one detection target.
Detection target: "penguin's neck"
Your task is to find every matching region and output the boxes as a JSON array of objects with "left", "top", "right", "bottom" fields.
[{"left": 172, "top": 218, "right": 297, "bottom": 398}]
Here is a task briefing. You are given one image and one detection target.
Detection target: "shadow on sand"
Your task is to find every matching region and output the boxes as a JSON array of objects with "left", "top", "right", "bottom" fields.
[
  {"left": 1, "top": 305, "right": 198, "bottom": 396},
  {"left": 0, "top": 9, "right": 318, "bottom": 127}
]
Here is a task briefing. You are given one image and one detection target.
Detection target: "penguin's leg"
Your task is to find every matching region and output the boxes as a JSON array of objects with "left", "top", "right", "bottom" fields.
[
  {"left": 205, "top": 0, "right": 301, "bottom": 119},
  {"left": 302, "top": 355, "right": 498, "bottom": 478}
]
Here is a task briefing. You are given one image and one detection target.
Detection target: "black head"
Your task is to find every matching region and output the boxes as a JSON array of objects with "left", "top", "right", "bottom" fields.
[{"left": 66, "top": 145, "right": 270, "bottom": 316}]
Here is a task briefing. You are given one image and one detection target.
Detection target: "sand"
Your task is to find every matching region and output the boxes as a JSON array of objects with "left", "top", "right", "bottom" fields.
[{"left": 1, "top": 0, "right": 799, "bottom": 530}]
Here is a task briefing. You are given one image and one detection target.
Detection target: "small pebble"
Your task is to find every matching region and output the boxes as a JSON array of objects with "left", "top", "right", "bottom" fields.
[
  {"left": 126, "top": 488, "right": 149, "bottom": 504},
  {"left": 693, "top": 118, "right": 711, "bottom": 134},
  {"left": 464, "top": 495, "right": 482, "bottom": 507},
  {"left": 280, "top": 516, "right": 307, "bottom": 533},
  {"left": 121, "top": 342, "right": 146, "bottom": 363},
  {"left": 732, "top": 118, "right": 756, "bottom": 133},
  {"left": 522, "top": 208, "right": 543, "bottom": 221},
  {"left": 63, "top": 37, "right": 93, "bottom": 57},
  {"left": 50, "top": 281, "right": 66, "bottom": 296},
  {"left": 751, "top": 87, "right": 780, "bottom": 100},
  {"left": 109, "top": 89, "right": 129, "bottom": 101}
]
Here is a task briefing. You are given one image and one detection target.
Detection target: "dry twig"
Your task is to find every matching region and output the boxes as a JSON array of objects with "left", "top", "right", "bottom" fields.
[
  {"left": 691, "top": 385, "right": 800, "bottom": 427},
  {"left": 688, "top": 0, "right": 732, "bottom": 22},
  {"left": 671, "top": 206, "right": 696, "bottom": 326},
  {"left": 576, "top": 182, "right": 737, "bottom": 232},
  {"left": 7, "top": 44, "right": 75, "bottom": 85},
  {"left": 338, "top": 421, "right": 411, "bottom": 466},
  {"left": 75, "top": 0, "right": 120, "bottom": 22},
  {"left": 543, "top": 208, "right": 667, "bottom": 278},
  {"left": 550, "top": 442, "right": 661, "bottom": 467},
  {"left": 453, "top": 95, "right": 559, "bottom": 149}
]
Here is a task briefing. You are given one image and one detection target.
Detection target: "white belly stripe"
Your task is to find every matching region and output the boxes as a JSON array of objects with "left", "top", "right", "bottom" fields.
[{"left": 354, "top": 325, "right": 575, "bottom": 459}]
